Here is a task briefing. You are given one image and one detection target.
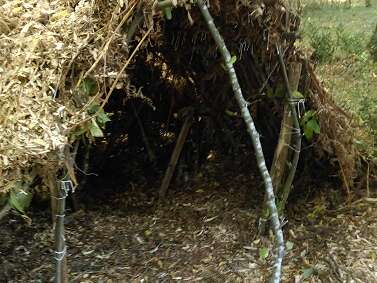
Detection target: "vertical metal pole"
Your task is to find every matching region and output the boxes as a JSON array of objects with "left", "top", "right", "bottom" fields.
[{"left": 54, "top": 173, "right": 70, "bottom": 283}]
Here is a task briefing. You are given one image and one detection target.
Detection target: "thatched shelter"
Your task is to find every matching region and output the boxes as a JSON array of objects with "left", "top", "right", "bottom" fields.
[{"left": 0, "top": 0, "right": 358, "bottom": 205}]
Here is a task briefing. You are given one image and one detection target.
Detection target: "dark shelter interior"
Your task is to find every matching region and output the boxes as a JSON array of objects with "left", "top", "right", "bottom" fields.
[{"left": 71, "top": 2, "right": 347, "bottom": 208}]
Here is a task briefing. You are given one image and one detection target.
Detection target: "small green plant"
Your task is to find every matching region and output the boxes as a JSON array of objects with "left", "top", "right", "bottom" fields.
[
  {"left": 300, "top": 110, "right": 321, "bottom": 141},
  {"left": 87, "top": 103, "right": 111, "bottom": 137},
  {"left": 335, "top": 25, "right": 365, "bottom": 56},
  {"left": 302, "top": 267, "right": 315, "bottom": 280},
  {"left": 70, "top": 78, "right": 111, "bottom": 141},
  {"left": 302, "top": 0, "right": 323, "bottom": 13},
  {"left": 307, "top": 24, "right": 336, "bottom": 62},
  {"left": 259, "top": 246, "right": 270, "bottom": 261},
  {"left": 359, "top": 95, "right": 377, "bottom": 143},
  {"left": 286, "top": 241, "right": 294, "bottom": 251},
  {"left": 9, "top": 184, "right": 33, "bottom": 215},
  {"left": 368, "top": 22, "right": 377, "bottom": 61}
]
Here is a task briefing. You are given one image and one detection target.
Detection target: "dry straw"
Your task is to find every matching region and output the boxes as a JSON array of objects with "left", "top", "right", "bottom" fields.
[
  {"left": 0, "top": 0, "right": 358, "bottom": 194},
  {"left": 0, "top": 0, "right": 151, "bottom": 192}
]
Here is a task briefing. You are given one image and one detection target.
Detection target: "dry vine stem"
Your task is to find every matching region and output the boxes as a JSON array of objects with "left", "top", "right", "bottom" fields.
[{"left": 196, "top": 1, "right": 284, "bottom": 282}]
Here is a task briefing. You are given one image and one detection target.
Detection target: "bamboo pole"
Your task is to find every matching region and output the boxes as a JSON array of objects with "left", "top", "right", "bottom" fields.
[{"left": 196, "top": 1, "right": 284, "bottom": 282}]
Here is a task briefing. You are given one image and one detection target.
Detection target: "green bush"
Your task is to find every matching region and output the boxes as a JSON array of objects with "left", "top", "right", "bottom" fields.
[
  {"left": 306, "top": 23, "right": 368, "bottom": 63},
  {"left": 307, "top": 25, "right": 336, "bottom": 63},
  {"left": 359, "top": 95, "right": 377, "bottom": 141},
  {"left": 336, "top": 25, "right": 365, "bottom": 56},
  {"left": 368, "top": 23, "right": 377, "bottom": 61},
  {"left": 303, "top": 1, "right": 322, "bottom": 13}
]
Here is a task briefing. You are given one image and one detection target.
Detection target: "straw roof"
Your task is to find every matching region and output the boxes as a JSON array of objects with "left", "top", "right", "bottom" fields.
[
  {"left": 0, "top": 0, "right": 153, "bottom": 191},
  {"left": 0, "top": 0, "right": 358, "bottom": 193}
]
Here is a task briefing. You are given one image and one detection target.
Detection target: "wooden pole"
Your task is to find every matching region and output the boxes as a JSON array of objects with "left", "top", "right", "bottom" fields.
[
  {"left": 47, "top": 170, "right": 59, "bottom": 224},
  {"left": 132, "top": 101, "right": 156, "bottom": 163},
  {"left": 270, "top": 104, "right": 293, "bottom": 192},
  {"left": 159, "top": 117, "right": 193, "bottom": 199},
  {"left": 0, "top": 203, "right": 11, "bottom": 221},
  {"left": 270, "top": 60, "right": 302, "bottom": 209},
  {"left": 276, "top": 46, "right": 302, "bottom": 213}
]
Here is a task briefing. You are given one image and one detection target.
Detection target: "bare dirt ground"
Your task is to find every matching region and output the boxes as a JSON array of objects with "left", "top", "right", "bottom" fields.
[{"left": 1, "top": 166, "right": 376, "bottom": 283}]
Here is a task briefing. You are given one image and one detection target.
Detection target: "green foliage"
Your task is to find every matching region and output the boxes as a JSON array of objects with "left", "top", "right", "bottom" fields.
[
  {"left": 69, "top": 77, "right": 112, "bottom": 141},
  {"left": 286, "top": 241, "right": 294, "bottom": 251},
  {"left": 368, "top": 23, "right": 377, "bottom": 61},
  {"left": 9, "top": 182, "right": 33, "bottom": 214},
  {"left": 79, "top": 77, "right": 97, "bottom": 96},
  {"left": 302, "top": 267, "right": 315, "bottom": 280},
  {"left": 307, "top": 25, "right": 336, "bottom": 62},
  {"left": 301, "top": 110, "right": 321, "bottom": 141},
  {"left": 89, "top": 119, "right": 104, "bottom": 137},
  {"left": 84, "top": 105, "right": 111, "bottom": 139},
  {"left": 163, "top": 7, "right": 172, "bottom": 20},
  {"left": 302, "top": 3, "right": 377, "bottom": 162},
  {"left": 88, "top": 104, "right": 111, "bottom": 128},
  {"left": 259, "top": 247, "right": 269, "bottom": 260},
  {"left": 303, "top": 6, "right": 375, "bottom": 62},
  {"left": 302, "top": 1, "right": 322, "bottom": 12},
  {"left": 359, "top": 95, "right": 377, "bottom": 142},
  {"left": 335, "top": 25, "right": 365, "bottom": 56}
]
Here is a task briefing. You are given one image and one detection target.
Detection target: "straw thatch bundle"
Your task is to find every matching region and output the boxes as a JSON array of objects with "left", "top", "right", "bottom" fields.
[
  {"left": 0, "top": 0, "right": 151, "bottom": 192},
  {"left": 0, "top": 0, "right": 358, "bottom": 196}
]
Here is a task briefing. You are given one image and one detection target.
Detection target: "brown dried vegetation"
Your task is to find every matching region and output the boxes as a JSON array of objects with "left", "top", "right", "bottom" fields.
[{"left": 0, "top": 0, "right": 359, "bottom": 197}]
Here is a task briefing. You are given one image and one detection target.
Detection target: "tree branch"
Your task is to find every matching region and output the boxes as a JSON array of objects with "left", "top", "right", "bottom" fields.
[{"left": 196, "top": 1, "right": 284, "bottom": 282}]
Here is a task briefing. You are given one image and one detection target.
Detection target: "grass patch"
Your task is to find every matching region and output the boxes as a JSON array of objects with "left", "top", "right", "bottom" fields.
[{"left": 300, "top": 2, "right": 377, "bottom": 158}]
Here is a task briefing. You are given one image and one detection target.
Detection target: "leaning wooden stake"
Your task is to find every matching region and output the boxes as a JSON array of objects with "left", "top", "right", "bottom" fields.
[
  {"left": 270, "top": 103, "right": 293, "bottom": 191},
  {"left": 132, "top": 101, "right": 156, "bottom": 163},
  {"left": 196, "top": 1, "right": 284, "bottom": 282},
  {"left": 46, "top": 170, "right": 59, "bottom": 224},
  {"left": 276, "top": 45, "right": 302, "bottom": 213},
  {"left": 270, "top": 55, "right": 302, "bottom": 213},
  {"left": 0, "top": 203, "right": 11, "bottom": 221},
  {"left": 159, "top": 117, "right": 193, "bottom": 199}
]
